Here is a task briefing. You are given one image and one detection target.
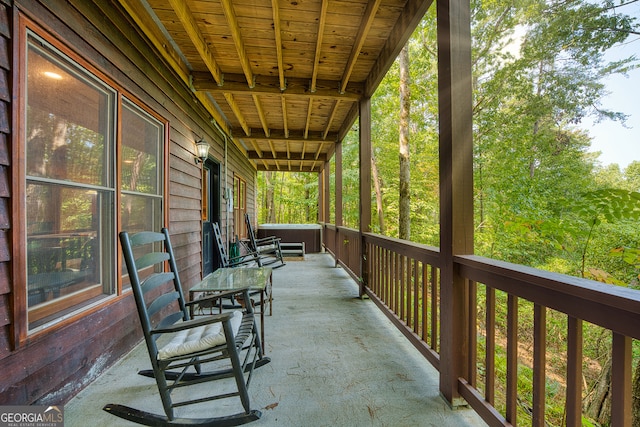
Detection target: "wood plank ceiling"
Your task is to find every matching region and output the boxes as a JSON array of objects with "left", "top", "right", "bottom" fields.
[{"left": 119, "top": 0, "right": 430, "bottom": 172}]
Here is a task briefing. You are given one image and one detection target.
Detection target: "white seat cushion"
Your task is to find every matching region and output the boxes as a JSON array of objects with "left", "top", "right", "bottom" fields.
[{"left": 158, "top": 311, "right": 243, "bottom": 360}]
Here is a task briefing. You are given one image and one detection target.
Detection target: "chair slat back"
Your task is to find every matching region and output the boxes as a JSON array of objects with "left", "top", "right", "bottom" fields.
[
  {"left": 119, "top": 228, "right": 189, "bottom": 352},
  {"left": 244, "top": 214, "right": 258, "bottom": 251},
  {"left": 211, "top": 222, "right": 230, "bottom": 268}
]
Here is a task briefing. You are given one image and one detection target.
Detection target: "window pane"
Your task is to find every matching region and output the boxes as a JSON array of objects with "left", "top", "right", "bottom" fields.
[
  {"left": 26, "top": 34, "right": 113, "bottom": 187},
  {"left": 26, "top": 183, "right": 114, "bottom": 330},
  {"left": 121, "top": 99, "right": 162, "bottom": 195},
  {"left": 25, "top": 32, "right": 116, "bottom": 332},
  {"left": 120, "top": 194, "right": 163, "bottom": 283},
  {"left": 121, "top": 194, "right": 163, "bottom": 234}
]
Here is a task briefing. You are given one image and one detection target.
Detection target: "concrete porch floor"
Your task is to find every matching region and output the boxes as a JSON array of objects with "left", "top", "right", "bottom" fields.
[{"left": 65, "top": 253, "right": 486, "bottom": 426}]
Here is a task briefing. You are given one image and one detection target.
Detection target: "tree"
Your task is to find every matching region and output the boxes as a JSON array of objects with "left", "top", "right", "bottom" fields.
[{"left": 399, "top": 44, "right": 411, "bottom": 240}]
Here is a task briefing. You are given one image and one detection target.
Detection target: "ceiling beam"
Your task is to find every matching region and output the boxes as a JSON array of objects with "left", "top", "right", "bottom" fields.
[
  {"left": 246, "top": 128, "right": 339, "bottom": 143},
  {"left": 192, "top": 73, "right": 363, "bottom": 101},
  {"left": 256, "top": 164, "right": 323, "bottom": 172},
  {"left": 247, "top": 151, "right": 328, "bottom": 162}
]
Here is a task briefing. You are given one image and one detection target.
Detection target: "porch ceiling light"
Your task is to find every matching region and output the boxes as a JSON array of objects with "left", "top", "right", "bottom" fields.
[{"left": 195, "top": 139, "right": 209, "bottom": 164}]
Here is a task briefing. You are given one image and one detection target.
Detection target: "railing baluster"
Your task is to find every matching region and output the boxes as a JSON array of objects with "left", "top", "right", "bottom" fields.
[
  {"left": 486, "top": 286, "right": 495, "bottom": 405},
  {"left": 394, "top": 252, "right": 398, "bottom": 314},
  {"left": 533, "top": 304, "right": 546, "bottom": 426},
  {"left": 611, "top": 332, "right": 632, "bottom": 427},
  {"left": 396, "top": 255, "right": 407, "bottom": 324},
  {"left": 506, "top": 294, "right": 518, "bottom": 425},
  {"left": 431, "top": 267, "right": 438, "bottom": 352},
  {"left": 468, "top": 279, "right": 477, "bottom": 387},
  {"left": 565, "top": 316, "right": 582, "bottom": 427},
  {"left": 422, "top": 263, "right": 428, "bottom": 343},
  {"left": 413, "top": 259, "right": 419, "bottom": 334}
]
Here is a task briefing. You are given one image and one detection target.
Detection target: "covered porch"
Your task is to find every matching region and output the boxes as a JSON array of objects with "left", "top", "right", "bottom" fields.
[{"left": 65, "top": 253, "right": 485, "bottom": 426}]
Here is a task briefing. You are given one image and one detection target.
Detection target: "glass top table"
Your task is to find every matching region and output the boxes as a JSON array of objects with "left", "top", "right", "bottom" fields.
[
  {"left": 190, "top": 267, "right": 272, "bottom": 293},
  {"left": 189, "top": 267, "right": 272, "bottom": 352}
]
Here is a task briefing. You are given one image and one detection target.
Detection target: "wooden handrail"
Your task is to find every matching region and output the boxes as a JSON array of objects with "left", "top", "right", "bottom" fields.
[{"left": 324, "top": 224, "right": 640, "bottom": 426}]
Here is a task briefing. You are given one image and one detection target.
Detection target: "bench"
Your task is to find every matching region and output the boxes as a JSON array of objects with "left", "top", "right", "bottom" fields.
[{"left": 280, "top": 242, "right": 305, "bottom": 259}]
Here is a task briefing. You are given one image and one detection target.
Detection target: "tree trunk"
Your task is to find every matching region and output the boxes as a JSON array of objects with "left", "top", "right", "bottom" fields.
[
  {"left": 399, "top": 44, "right": 411, "bottom": 240},
  {"left": 584, "top": 356, "right": 612, "bottom": 426},
  {"left": 372, "top": 150, "right": 385, "bottom": 234},
  {"left": 633, "top": 358, "right": 640, "bottom": 426},
  {"left": 265, "top": 171, "right": 276, "bottom": 223}
]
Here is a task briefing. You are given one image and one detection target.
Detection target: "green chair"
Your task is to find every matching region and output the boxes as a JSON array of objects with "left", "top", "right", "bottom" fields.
[{"left": 104, "top": 228, "right": 269, "bottom": 426}]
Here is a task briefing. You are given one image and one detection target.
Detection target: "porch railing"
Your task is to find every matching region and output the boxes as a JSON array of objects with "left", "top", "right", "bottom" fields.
[{"left": 323, "top": 224, "right": 640, "bottom": 427}]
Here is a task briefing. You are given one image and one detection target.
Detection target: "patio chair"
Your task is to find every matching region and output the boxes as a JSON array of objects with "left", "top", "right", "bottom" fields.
[
  {"left": 212, "top": 222, "right": 259, "bottom": 268},
  {"left": 205, "top": 222, "right": 272, "bottom": 317},
  {"left": 103, "top": 228, "right": 269, "bottom": 426},
  {"left": 243, "top": 214, "right": 285, "bottom": 268}
]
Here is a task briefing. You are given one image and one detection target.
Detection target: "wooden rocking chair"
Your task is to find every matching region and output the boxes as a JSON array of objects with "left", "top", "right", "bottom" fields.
[
  {"left": 103, "top": 228, "right": 269, "bottom": 426},
  {"left": 243, "top": 214, "right": 285, "bottom": 268}
]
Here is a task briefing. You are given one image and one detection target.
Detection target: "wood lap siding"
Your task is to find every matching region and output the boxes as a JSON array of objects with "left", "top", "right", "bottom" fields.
[
  {"left": 0, "top": 0, "right": 257, "bottom": 405},
  {"left": 0, "top": 0, "right": 11, "bottom": 361}
]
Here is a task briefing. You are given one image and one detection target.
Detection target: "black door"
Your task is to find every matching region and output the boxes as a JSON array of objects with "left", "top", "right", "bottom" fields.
[{"left": 202, "top": 160, "right": 221, "bottom": 276}]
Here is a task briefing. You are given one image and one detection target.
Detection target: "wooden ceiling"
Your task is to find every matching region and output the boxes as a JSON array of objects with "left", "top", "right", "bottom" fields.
[{"left": 119, "top": 0, "right": 430, "bottom": 172}]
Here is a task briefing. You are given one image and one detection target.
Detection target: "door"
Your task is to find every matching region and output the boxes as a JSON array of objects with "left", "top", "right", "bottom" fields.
[{"left": 202, "top": 160, "right": 221, "bottom": 276}]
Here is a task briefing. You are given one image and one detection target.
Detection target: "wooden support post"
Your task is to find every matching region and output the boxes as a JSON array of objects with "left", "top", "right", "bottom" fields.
[
  {"left": 437, "top": 0, "right": 474, "bottom": 407},
  {"left": 317, "top": 170, "right": 325, "bottom": 223},
  {"left": 359, "top": 97, "right": 372, "bottom": 297},
  {"left": 335, "top": 142, "right": 343, "bottom": 265},
  {"left": 324, "top": 161, "right": 330, "bottom": 225}
]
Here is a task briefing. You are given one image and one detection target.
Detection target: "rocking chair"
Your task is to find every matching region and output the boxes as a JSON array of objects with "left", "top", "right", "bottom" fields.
[
  {"left": 243, "top": 214, "right": 285, "bottom": 268},
  {"left": 209, "top": 222, "right": 273, "bottom": 318},
  {"left": 103, "top": 228, "right": 269, "bottom": 426}
]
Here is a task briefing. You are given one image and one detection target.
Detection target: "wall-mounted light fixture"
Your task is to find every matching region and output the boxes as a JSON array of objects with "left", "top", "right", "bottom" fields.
[{"left": 195, "top": 139, "right": 210, "bottom": 164}]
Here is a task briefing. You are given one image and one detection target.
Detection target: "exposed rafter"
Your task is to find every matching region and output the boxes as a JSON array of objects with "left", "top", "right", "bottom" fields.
[
  {"left": 223, "top": 93, "right": 250, "bottom": 136},
  {"left": 167, "top": 0, "right": 223, "bottom": 85},
  {"left": 271, "top": 0, "right": 286, "bottom": 90},
  {"left": 219, "top": 0, "right": 254, "bottom": 87},
  {"left": 253, "top": 94, "right": 270, "bottom": 137},
  {"left": 323, "top": 100, "right": 341, "bottom": 140},
  {"left": 340, "top": 0, "right": 382, "bottom": 94},
  {"left": 310, "top": 0, "right": 329, "bottom": 93},
  {"left": 304, "top": 99, "right": 313, "bottom": 139},
  {"left": 129, "top": 0, "right": 430, "bottom": 173},
  {"left": 281, "top": 97, "right": 289, "bottom": 139}
]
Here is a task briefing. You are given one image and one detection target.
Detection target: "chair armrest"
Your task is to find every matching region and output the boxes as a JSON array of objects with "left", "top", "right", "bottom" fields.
[
  {"left": 152, "top": 311, "right": 236, "bottom": 334},
  {"left": 228, "top": 253, "right": 258, "bottom": 266},
  {"left": 254, "top": 236, "right": 280, "bottom": 245}
]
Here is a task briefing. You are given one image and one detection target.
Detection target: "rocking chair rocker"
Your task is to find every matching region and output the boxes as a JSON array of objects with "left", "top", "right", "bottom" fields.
[{"left": 103, "top": 228, "right": 269, "bottom": 426}]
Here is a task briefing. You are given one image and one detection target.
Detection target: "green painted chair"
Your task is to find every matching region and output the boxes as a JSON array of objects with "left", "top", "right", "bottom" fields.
[{"left": 104, "top": 228, "right": 269, "bottom": 426}]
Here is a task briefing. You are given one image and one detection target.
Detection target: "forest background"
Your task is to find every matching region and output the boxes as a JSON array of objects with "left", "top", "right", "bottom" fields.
[{"left": 257, "top": 0, "right": 640, "bottom": 424}]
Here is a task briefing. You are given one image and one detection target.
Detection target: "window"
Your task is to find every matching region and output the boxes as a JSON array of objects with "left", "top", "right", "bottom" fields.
[
  {"left": 20, "top": 21, "right": 166, "bottom": 334},
  {"left": 233, "top": 175, "right": 247, "bottom": 238}
]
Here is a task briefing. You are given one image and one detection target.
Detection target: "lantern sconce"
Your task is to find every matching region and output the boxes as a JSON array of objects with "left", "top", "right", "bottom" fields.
[{"left": 195, "top": 138, "right": 210, "bottom": 164}]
